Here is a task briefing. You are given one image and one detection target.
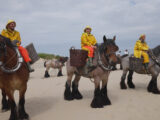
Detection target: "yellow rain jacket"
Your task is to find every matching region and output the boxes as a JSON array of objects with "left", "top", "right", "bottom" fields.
[
  {"left": 1, "top": 29, "right": 21, "bottom": 46},
  {"left": 134, "top": 40, "right": 149, "bottom": 63},
  {"left": 81, "top": 33, "right": 97, "bottom": 48}
]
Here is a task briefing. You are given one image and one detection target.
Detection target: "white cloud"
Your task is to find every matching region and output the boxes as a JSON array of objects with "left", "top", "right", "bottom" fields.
[{"left": 0, "top": 0, "right": 160, "bottom": 55}]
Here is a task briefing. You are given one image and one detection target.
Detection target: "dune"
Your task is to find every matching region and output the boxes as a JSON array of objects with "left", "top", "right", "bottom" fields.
[{"left": 0, "top": 59, "right": 160, "bottom": 120}]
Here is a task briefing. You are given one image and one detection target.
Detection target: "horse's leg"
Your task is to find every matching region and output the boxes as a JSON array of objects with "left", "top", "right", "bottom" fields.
[
  {"left": 1, "top": 89, "right": 10, "bottom": 112},
  {"left": 57, "top": 67, "right": 63, "bottom": 77},
  {"left": 44, "top": 66, "right": 50, "bottom": 78},
  {"left": 18, "top": 86, "right": 29, "bottom": 119},
  {"left": 120, "top": 70, "right": 128, "bottom": 89},
  {"left": 148, "top": 76, "right": 160, "bottom": 94},
  {"left": 72, "top": 75, "right": 83, "bottom": 99},
  {"left": 64, "top": 72, "right": 74, "bottom": 100},
  {"left": 101, "top": 78, "right": 111, "bottom": 106},
  {"left": 127, "top": 70, "right": 135, "bottom": 88},
  {"left": 6, "top": 90, "right": 17, "bottom": 120},
  {"left": 91, "top": 77, "right": 103, "bottom": 108}
]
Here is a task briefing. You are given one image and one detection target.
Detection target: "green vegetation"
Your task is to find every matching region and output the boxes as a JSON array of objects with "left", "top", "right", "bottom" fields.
[{"left": 38, "top": 53, "right": 61, "bottom": 59}]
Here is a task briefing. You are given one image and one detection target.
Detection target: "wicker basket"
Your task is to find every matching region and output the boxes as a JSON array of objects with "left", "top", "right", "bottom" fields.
[
  {"left": 70, "top": 47, "right": 88, "bottom": 67},
  {"left": 129, "top": 56, "right": 143, "bottom": 71},
  {"left": 25, "top": 43, "right": 40, "bottom": 64}
]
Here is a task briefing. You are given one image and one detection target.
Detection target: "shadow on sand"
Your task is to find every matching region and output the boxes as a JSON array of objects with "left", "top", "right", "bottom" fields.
[{"left": 26, "top": 96, "right": 58, "bottom": 118}]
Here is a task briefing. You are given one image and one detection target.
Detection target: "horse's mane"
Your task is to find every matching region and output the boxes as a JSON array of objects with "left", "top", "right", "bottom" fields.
[
  {"left": 152, "top": 45, "right": 160, "bottom": 56},
  {"left": 98, "top": 39, "right": 114, "bottom": 54},
  {"left": 0, "top": 34, "right": 14, "bottom": 47},
  {"left": 98, "top": 43, "right": 104, "bottom": 54}
]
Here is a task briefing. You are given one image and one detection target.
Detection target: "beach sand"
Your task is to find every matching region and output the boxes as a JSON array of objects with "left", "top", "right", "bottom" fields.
[{"left": 0, "top": 59, "right": 160, "bottom": 120}]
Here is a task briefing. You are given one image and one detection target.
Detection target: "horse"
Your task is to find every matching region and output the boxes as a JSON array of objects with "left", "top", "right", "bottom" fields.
[
  {"left": 120, "top": 45, "right": 160, "bottom": 94},
  {"left": 0, "top": 35, "right": 30, "bottom": 120},
  {"left": 44, "top": 57, "right": 68, "bottom": 78},
  {"left": 64, "top": 36, "right": 119, "bottom": 108}
]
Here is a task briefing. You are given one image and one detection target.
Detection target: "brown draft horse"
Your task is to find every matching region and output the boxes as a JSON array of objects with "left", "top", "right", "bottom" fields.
[
  {"left": 64, "top": 36, "right": 119, "bottom": 108},
  {"left": 0, "top": 35, "right": 29, "bottom": 120}
]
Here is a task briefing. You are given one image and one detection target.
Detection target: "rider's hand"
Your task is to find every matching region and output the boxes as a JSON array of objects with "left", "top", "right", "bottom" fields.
[{"left": 92, "top": 45, "right": 97, "bottom": 49}]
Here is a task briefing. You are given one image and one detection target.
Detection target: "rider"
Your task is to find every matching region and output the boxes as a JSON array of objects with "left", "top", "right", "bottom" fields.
[
  {"left": 1, "top": 20, "right": 34, "bottom": 72},
  {"left": 134, "top": 34, "right": 149, "bottom": 72},
  {"left": 81, "top": 26, "right": 97, "bottom": 68}
]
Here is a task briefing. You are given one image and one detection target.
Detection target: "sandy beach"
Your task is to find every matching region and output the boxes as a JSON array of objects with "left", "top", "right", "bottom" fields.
[{"left": 0, "top": 59, "right": 160, "bottom": 120}]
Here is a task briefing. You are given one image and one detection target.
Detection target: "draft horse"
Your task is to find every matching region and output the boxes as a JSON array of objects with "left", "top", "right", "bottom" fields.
[
  {"left": 64, "top": 36, "right": 119, "bottom": 108},
  {"left": 120, "top": 45, "right": 160, "bottom": 94},
  {"left": 0, "top": 35, "right": 29, "bottom": 120}
]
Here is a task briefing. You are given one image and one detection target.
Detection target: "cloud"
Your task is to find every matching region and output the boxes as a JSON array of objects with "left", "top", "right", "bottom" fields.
[{"left": 0, "top": 0, "right": 160, "bottom": 55}]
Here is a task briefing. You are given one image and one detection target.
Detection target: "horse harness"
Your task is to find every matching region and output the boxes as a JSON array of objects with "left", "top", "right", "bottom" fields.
[
  {"left": 0, "top": 38, "right": 23, "bottom": 73},
  {"left": 97, "top": 45, "right": 115, "bottom": 71},
  {"left": 149, "top": 50, "right": 160, "bottom": 67}
]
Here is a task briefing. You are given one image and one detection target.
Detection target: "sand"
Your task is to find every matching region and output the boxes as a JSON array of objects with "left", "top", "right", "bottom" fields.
[{"left": 0, "top": 59, "right": 160, "bottom": 120}]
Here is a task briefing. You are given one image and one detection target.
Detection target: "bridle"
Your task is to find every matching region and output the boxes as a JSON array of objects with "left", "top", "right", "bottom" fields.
[
  {"left": 97, "top": 44, "right": 117, "bottom": 71},
  {"left": 0, "top": 41, "right": 23, "bottom": 73}
]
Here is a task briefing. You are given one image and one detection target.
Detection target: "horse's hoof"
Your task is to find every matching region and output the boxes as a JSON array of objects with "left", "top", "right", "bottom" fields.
[
  {"left": 19, "top": 113, "right": 29, "bottom": 120},
  {"left": 128, "top": 82, "right": 135, "bottom": 89},
  {"left": 91, "top": 97, "right": 104, "bottom": 108},
  {"left": 44, "top": 71, "right": 50, "bottom": 78},
  {"left": 64, "top": 90, "right": 74, "bottom": 101},
  {"left": 9, "top": 115, "right": 18, "bottom": 120},
  {"left": 101, "top": 95, "right": 111, "bottom": 106},
  {"left": 147, "top": 86, "right": 153, "bottom": 92},
  {"left": 152, "top": 89, "right": 160, "bottom": 94},
  {"left": 44, "top": 74, "right": 50, "bottom": 78},
  {"left": 57, "top": 74, "right": 63, "bottom": 77},
  {"left": 72, "top": 91, "right": 83, "bottom": 100},
  {"left": 1, "top": 108, "right": 10, "bottom": 112},
  {"left": 120, "top": 82, "right": 127, "bottom": 89}
]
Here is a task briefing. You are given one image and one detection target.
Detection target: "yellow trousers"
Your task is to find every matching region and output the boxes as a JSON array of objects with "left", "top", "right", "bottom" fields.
[{"left": 134, "top": 50, "right": 149, "bottom": 63}]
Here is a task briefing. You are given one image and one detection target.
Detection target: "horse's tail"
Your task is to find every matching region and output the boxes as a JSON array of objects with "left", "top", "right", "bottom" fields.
[{"left": 44, "top": 61, "right": 47, "bottom": 67}]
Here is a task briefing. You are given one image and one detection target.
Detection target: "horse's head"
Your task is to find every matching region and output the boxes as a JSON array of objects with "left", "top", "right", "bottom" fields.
[
  {"left": 101, "top": 35, "right": 119, "bottom": 66},
  {"left": 59, "top": 57, "right": 68, "bottom": 65}
]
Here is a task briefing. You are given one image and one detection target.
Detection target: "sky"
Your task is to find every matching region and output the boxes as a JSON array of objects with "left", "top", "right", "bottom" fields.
[{"left": 0, "top": 0, "right": 160, "bottom": 56}]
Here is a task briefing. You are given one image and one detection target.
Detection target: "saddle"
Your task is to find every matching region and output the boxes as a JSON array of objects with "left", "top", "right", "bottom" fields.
[{"left": 129, "top": 56, "right": 144, "bottom": 71}]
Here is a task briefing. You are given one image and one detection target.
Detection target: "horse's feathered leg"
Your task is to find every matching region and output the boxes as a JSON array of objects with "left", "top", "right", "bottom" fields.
[
  {"left": 148, "top": 76, "right": 160, "bottom": 94},
  {"left": 91, "top": 77, "right": 103, "bottom": 108},
  {"left": 57, "top": 68, "right": 63, "bottom": 77},
  {"left": 72, "top": 75, "right": 83, "bottom": 99},
  {"left": 101, "top": 78, "right": 111, "bottom": 106},
  {"left": 1, "top": 89, "right": 10, "bottom": 112},
  {"left": 44, "top": 66, "right": 50, "bottom": 78},
  {"left": 120, "top": 70, "right": 128, "bottom": 89},
  {"left": 6, "top": 90, "right": 17, "bottom": 120},
  {"left": 127, "top": 70, "right": 135, "bottom": 88},
  {"left": 18, "top": 85, "right": 29, "bottom": 120},
  {"left": 64, "top": 72, "right": 74, "bottom": 100}
]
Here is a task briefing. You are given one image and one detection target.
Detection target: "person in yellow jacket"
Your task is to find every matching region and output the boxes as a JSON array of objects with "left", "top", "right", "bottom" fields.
[
  {"left": 81, "top": 26, "right": 97, "bottom": 67},
  {"left": 1, "top": 20, "right": 34, "bottom": 72},
  {"left": 134, "top": 34, "right": 149, "bottom": 72}
]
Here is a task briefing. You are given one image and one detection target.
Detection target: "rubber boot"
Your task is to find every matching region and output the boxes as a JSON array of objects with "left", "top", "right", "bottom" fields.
[
  {"left": 87, "top": 58, "right": 96, "bottom": 72},
  {"left": 26, "top": 62, "right": 34, "bottom": 72},
  {"left": 144, "top": 63, "right": 149, "bottom": 74},
  {"left": 87, "top": 58, "right": 94, "bottom": 67}
]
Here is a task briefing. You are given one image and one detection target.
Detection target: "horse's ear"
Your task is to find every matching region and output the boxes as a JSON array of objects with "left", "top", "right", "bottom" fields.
[
  {"left": 103, "top": 35, "right": 107, "bottom": 43},
  {"left": 113, "top": 35, "right": 116, "bottom": 41}
]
